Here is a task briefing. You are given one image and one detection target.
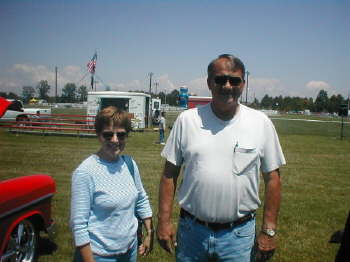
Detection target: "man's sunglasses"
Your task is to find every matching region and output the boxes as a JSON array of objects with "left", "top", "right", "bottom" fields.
[
  {"left": 102, "top": 131, "right": 127, "bottom": 141},
  {"left": 214, "top": 75, "right": 243, "bottom": 86}
]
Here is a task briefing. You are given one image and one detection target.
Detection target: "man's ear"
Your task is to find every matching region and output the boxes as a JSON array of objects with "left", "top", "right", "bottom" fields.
[{"left": 207, "top": 77, "right": 212, "bottom": 90}]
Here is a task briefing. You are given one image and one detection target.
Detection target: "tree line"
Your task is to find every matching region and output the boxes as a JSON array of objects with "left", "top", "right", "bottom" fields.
[
  {"left": 0, "top": 80, "right": 182, "bottom": 106},
  {"left": 0, "top": 80, "right": 348, "bottom": 114},
  {"left": 251, "top": 90, "right": 348, "bottom": 113},
  {"left": 0, "top": 80, "right": 88, "bottom": 104}
]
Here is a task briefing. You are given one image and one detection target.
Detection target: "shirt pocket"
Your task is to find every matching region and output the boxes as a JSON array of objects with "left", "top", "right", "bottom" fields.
[{"left": 232, "top": 147, "right": 259, "bottom": 175}]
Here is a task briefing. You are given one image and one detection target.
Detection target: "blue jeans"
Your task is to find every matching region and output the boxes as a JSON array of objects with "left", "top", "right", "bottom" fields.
[
  {"left": 73, "top": 240, "right": 137, "bottom": 262},
  {"left": 159, "top": 129, "right": 165, "bottom": 143},
  {"left": 176, "top": 216, "right": 256, "bottom": 262}
]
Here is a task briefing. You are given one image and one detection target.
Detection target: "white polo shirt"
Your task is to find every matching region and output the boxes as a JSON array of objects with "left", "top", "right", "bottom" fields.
[{"left": 161, "top": 103, "right": 285, "bottom": 223}]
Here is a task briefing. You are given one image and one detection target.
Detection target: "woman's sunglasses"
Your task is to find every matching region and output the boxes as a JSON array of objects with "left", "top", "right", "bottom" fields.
[
  {"left": 214, "top": 75, "right": 243, "bottom": 86},
  {"left": 102, "top": 131, "right": 127, "bottom": 141}
]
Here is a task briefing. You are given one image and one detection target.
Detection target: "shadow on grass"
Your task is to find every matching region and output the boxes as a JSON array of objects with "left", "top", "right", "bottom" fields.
[{"left": 37, "top": 237, "right": 58, "bottom": 256}]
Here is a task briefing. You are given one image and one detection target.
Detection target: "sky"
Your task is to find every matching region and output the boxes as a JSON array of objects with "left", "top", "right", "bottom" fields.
[{"left": 0, "top": 0, "right": 349, "bottom": 101}]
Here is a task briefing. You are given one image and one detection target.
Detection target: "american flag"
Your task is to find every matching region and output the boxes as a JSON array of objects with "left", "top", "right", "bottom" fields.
[{"left": 87, "top": 52, "right": 97, "bottom": 73}]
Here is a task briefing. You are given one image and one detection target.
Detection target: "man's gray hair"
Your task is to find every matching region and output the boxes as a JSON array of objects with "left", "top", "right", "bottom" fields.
[{"left": 207, "top": 54, "right": 246, "bottom": 81}]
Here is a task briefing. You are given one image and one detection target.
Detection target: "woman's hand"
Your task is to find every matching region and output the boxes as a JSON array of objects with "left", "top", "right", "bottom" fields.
[{"left": 138, "top": 230, "right": 154, "bottom": 256}]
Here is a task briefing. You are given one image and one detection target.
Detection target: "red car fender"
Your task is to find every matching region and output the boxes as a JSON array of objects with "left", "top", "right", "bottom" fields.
[
  {"left": 0, "top": 175, "right": 56, "bottom": 256},
  {"left": 0, "top": 210, "right": 45, "bottom": 254}
]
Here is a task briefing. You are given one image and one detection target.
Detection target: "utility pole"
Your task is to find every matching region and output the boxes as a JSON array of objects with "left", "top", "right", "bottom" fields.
[
  {"left": 94, "top": 80, "right": 99, "bottom": 91},
  {"left": 148, "top": 72, "right": 153, "bottom": 96},
  {"left": 154, "top": 81, "right": 159, "bottom": 96},
  {"left": 164, "top": 89, "right": 167, "bottom": 105},
  {"left": 55, "top": 66, "right": 58, "bottom": 103},
  {"left": 245, "top": 71, "right": 250, "bottom": 104},
  {"left": 148, "top": 72, "right": 154, "bottom": 128}
]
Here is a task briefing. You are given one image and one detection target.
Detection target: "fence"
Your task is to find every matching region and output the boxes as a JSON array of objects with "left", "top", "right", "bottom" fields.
[
  {"left": 271, "top": 117, "right": 350, "bottom": 139},
  {"left": 1, "top": 112, "right": 349, "bottom": 139},
  {"left": 0, "top": 113, "right": 96, "bottom": 137}
]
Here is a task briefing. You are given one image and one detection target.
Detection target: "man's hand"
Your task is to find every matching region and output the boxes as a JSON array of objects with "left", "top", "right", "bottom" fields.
[
  {"left": 255, "top": 231, "right": 277, "bottom": 261},
  {"left": 156, "top": 220, "right": 177, "bottom": 254},
  {"left": 157, "top": 161, "right": 180, "bottom": 254},
  {"left": 257, "top": 168, "right": 281, "bottom": 261}
]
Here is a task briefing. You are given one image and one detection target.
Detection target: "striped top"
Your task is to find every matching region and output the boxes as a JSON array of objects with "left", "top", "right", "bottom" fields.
[{"left": 70, "top": 154, "right": 152, "bottom": 256}]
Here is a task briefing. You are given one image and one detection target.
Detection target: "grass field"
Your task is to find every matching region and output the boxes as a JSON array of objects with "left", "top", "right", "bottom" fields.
[{"left": 0, "top": 108, "right": 349, "bottom": 262}]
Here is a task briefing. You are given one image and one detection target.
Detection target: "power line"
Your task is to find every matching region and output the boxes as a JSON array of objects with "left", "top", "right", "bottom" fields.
[{"left": 76, "top": 71, "right": 90, "bottom": 86}]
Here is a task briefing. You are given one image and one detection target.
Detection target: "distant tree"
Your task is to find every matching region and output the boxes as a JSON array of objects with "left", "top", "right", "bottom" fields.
[
  {"left": 273, "top": 96, "right": 283, "bottom": 110},
  {"left": 36, "top": 80, "right": 50, "bottom": 101},
  {"left": 0, "top": 92, "right": 7, "bottom": 98},
  {"left": 158, "top": 91, "right": 166, "bottom": 104},
  {"left": 327, "top": 94, "right": 345, "bottom": 113},
  {"left": 167, "top": 89, "right": 180, "bottom": 106},
  {"left": 22, "top": 86, "right": 35, "bottom": 104},
  {"left": 77, "top": 85, "right": 88, "bottom": 102},
  {"left": 250, "top": 98, "right": 260, "bottom": 109},
  {"left": 314, "top": 90, "right": 329, "bottom": 112},
  {"left": 307, "top": 97, "right": 314, "bottom": 111},
  {"left": 47, "top": 96, "right": 56, "bottom": 103},
  {"left": 105, "top": 86, "right": 111, "bottom": 91},
  {"left": 61, "top": 83, "right": 77, "bottom": 103},
  {"left": 260, "top": 95, "right": 273, "bottom": 109},
  {"left": 282, "top": 96, "right": 293, "bottom": 112},
  {"left": 295, "top": 97, "right": 306, "bottom": 111}
]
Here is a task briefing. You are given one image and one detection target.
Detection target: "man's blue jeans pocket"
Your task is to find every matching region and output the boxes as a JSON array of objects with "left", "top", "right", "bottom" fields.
[{"left": 176, "top": 216, "right": 255, "bottom": 262}]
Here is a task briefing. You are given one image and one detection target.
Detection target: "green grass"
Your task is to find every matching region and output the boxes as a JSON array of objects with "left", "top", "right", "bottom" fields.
[{"left": 0, "top": 109, "right": 349, "bottom": 262}]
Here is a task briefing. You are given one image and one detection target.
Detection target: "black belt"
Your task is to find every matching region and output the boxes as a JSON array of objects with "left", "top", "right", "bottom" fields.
[{"left": 180, "top": 208, "right": 255, "bottom": 231}]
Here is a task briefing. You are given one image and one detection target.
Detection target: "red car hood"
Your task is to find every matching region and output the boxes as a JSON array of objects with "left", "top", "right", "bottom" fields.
[{"left": 0, "top": 175, "right": 56, "bottom": 216}]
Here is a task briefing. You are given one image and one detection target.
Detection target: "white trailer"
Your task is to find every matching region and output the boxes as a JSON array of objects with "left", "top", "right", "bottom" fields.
[{"left": 87, "top": 91, "right": 151, "bottom": 129}]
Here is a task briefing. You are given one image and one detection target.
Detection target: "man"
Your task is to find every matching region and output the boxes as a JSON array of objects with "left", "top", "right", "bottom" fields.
[
  {"left": 157, "top": 54, "right": 286, "bottom": 262},
  {"left": 159, "top": 111, "right": 166, "bottom": 145}
]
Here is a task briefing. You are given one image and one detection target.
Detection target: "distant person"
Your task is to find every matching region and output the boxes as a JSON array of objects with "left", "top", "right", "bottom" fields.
[
  {"left": 157, "top": 54, "right": 286, "bottom": 262},
  {"left": 70, "top": 106, "right": 153, "bottom": 262},
  {"left": 159, "top": 111, "right": 166, "bottom": 145}
]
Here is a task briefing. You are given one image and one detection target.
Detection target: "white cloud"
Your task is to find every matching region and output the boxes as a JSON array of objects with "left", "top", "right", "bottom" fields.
[
  {"left": 106, "top": 74, "right": 182, "bottom": 94},
  {"left": 2, "top": 64, "right": 341, "bottom": 102},
  {"left": 157, "top": 74, "right": 176, "bottom": 93},
  {"left": 106, "top": 80, "right": 144, "bottom": 92},
  {"left": 306, "top": 80, "right": 331, "bottom": 90},
  {"left": 11, "top": 64, "right": 55, "bottom": 83},
  {"left": 185, "top": 77, "right": 210, "bottom": 96},
  {"left": 244, "top": 77, "right": 287, "bottom": 101},
  {"left": 1, "top": 64, "right": 87, "bottom": 96},
  {"left": 305, "top": 80, "right": 335, "bottom": 98}
]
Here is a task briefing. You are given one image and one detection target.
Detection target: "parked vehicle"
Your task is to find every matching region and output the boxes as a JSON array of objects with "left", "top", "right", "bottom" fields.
[
  {"left": 0, "top": 99, "right": 51, "bottom": 123},
  {"left": 188, "top": 96, "right": 212, "bottom": 109},
  {"left": 0, "top": 175, "right": 56, "bottom": 262}
]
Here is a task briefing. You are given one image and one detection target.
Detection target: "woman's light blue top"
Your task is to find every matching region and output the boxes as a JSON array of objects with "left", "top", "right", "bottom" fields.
[{"left": 70, "top": 154, "right": 152, "bottom": 256}]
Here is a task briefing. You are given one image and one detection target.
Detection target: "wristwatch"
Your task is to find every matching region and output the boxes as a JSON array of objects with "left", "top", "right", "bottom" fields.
[{"left": 262, "top": 228, "right": 276, "bottom": 237}]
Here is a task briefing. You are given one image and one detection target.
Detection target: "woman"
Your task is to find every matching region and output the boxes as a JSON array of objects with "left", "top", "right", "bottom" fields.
[{"left": 70, "top": 106, "right": 153, "bottom": 262}]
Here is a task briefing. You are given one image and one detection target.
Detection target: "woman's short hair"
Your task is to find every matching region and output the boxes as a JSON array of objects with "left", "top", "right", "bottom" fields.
[{"left": 94, "top": 106, "right": 132, "bottom": 135}]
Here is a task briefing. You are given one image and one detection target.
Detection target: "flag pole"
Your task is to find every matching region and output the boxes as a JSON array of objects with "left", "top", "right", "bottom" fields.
[{"left": 87, "top": 51, "right": 97, "bottom": 91}]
